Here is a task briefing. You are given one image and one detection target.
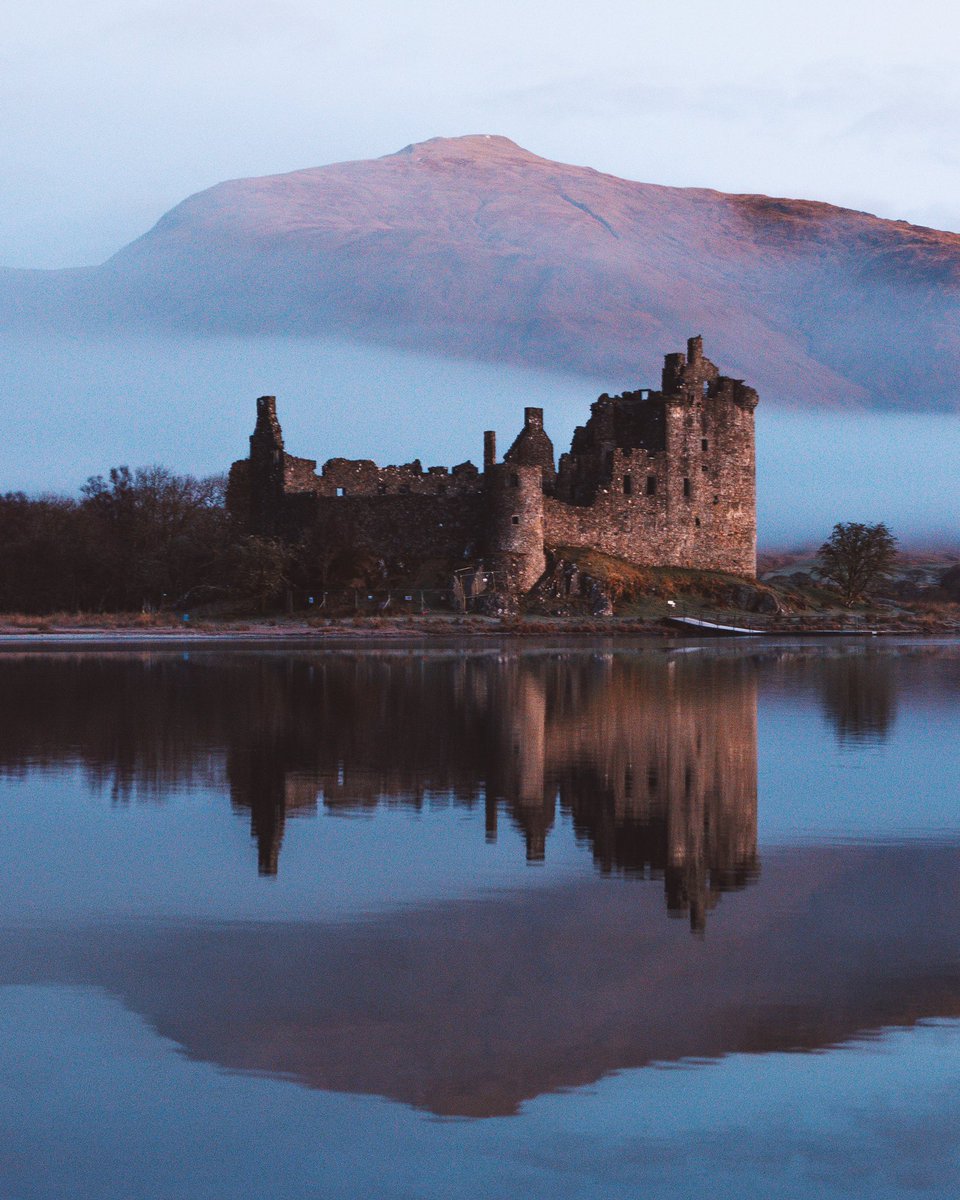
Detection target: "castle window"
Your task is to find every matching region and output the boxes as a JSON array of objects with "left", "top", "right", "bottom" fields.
[
  {"left": 683, "top": 478, "right": 691, "bottom": 498},
  {"left": 510, "top": 473, "right": 520, "bottom": 488},
  {"left": 695, "top": 517, "right": 701, "bottom": 527},
  {"left": 701, "top": 438, "right": 708, "bottom": 452},
  {"left": 336, "top": 487, "right": 346, "bottom": 497},
  {"left": 511, "top": 515, "right": 520, "bottom": 525},
  {"left": 623, "top": 474, "right": 633, "bottom": 495},
  {"left": 713, "top": 494, "right": 720, "bottom": 504},
  {"left": 646, "top": 476, "right": 657, "bottom": 496},
  {"left": 702, "top": 381, "right": 709, "bottom": 396}
]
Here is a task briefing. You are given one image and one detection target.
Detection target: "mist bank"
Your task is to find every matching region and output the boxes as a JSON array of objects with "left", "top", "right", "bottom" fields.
[
  {"left": 2, "top": 331, "right": 958, "bottom": 548},
  {"left": 3, "top": 136, "right": 960, "bottom": 411}
]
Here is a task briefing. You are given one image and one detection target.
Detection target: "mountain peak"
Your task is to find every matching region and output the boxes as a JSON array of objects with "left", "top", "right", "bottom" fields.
[{"left": 389, "top": 134, "right": 539, "bottom": 163}]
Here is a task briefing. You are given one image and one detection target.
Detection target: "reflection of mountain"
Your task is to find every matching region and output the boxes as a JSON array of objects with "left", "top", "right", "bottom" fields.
[
  {"left": 2, "top": 843, "right": 960, "bottom": 1118},
  {"left": 1, "top": 645, "right": 960, "bottom": 1119}
]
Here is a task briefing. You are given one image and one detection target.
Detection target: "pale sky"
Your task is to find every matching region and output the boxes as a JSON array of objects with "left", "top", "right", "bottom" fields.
[{"left": 3, "top": 0, "right": 960, "bottom": 268}]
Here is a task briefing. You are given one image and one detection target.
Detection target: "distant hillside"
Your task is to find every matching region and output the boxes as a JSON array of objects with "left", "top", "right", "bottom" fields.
[{"left": 3, "top": 134, "right": 960, "bottom": 408}]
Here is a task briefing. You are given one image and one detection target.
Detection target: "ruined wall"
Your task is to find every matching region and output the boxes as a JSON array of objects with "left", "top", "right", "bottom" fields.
[
  {"left": 246, "top": 395, "right": 286, "bottom": 535},
  {"left": 542, "top": 426, "right": 755, "bottom": 575},
  {"left": 276, "top": 454, "right": 481, "bottom": 500},
  {"left": 295, "top": 491, "right": 485, "bottom": 567},
  {"left": 555, "top": 390, "right": 665, "bottom": 505}
]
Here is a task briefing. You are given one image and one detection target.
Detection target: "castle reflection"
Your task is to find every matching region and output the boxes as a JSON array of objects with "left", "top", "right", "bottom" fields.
[
  {"left": 222, "top": 651, "right": 761, "bottom": 929},
  {"left": 0, "top": 642, "right": 943, "bottom": 929}
]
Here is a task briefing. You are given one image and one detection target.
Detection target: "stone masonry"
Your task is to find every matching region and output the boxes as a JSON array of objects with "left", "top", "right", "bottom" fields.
[{"left": 227, "top": 336, "right": 759, "bottom": 589}]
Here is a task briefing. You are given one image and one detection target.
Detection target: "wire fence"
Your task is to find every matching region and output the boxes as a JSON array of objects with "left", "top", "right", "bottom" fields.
[
  {"left": 286, "top": 587, "right": 879, "bottom": 631},
  {"left": 296, "top": 585, "right": 508, "bottom": 616}
]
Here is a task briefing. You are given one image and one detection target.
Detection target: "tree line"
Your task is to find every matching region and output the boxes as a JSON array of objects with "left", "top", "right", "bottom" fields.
[
  {"left": 0, "top": 463, "right": 901, "bottom": 614},
  {"left": 0, "top": 466, "right": 292, "bottom": 613}
]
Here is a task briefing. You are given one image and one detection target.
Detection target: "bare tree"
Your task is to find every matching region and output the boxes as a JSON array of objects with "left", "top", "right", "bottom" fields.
[{"left": 815, "top": 522, "right": 898, "bottom": 607}]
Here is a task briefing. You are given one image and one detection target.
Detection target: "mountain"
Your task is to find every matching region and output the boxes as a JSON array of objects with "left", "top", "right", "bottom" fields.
[
  {"left": 4, "top": 844, "right": 960, "bottom": 1117},
  {"left": 4, "top": 134, "right": 960, "bottom": 408}
]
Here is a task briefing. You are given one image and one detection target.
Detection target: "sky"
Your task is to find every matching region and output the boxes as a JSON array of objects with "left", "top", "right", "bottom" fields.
[
  {"left": 3, "top": 0, "right": 960, "bottom": 268},
  {"left": 2, "top": 0, "right": 960, "bottom": 543}
]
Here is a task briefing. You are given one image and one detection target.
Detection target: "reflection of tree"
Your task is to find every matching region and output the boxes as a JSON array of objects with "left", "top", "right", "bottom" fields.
[{"left": 820, "top": 653, "right": 897, "bottom": 745}]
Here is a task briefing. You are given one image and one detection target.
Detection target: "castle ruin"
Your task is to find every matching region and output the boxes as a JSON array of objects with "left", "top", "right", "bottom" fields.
[{"left": 228, "top": 336, "right": 758, "bottom": 591}]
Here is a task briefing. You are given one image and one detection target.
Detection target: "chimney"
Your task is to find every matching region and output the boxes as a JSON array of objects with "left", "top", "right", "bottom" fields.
[{"left": 484, "top": 430, "right": 497, "bottom": 470}]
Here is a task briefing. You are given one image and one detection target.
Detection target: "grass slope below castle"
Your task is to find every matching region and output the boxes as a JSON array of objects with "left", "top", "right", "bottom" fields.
[{"left": 3, "top": 549, "right": 959, "bottom": 637}]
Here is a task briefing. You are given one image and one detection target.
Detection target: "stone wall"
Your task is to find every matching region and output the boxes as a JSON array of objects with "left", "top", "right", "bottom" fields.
[
  {"left": 275, "top": 451, "right": 482, "bottom": 501},
  {"left": 231, "top": 336, "right": 758, "bottom": 588},
  {"left": 299, "top": 492, "right": 484, "bottom": 566}
]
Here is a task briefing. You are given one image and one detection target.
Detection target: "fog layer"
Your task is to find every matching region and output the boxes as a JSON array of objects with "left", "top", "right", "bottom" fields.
[{"left": 2, "top": 332, "right": 957, "bottom": 547}]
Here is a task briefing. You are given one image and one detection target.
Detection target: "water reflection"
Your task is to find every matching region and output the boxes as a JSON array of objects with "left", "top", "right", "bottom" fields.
[
  {"left": 0, "top": 648, "right": 764, "bottom": 927},
  {"left": 0, "top": 642, "right": 959, "bottom": 1122},
  {"left": 820, "top": 653, "right": 898, "bottom": 745},
  {"left": 225, "top": 651, "right": 760, "bottom": 930},
  {"left": 0, "top": 644, "right": 951, "bottom": 921}
]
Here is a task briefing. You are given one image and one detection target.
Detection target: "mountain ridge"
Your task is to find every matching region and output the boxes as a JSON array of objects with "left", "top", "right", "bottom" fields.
[{"left": 4, "top": 134, "right": 960, "bottom": 409}]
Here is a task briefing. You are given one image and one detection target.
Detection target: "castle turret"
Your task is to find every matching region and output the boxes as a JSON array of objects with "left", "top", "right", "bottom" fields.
[
  {"left": 503, "top": 407, "right": 556, "bottom": 489},
  {"left": 485, "top": 463, "right": 546, "bottom": 592},
  {"left": 661, "top": 334, "right": 719, "bottom": 399}
]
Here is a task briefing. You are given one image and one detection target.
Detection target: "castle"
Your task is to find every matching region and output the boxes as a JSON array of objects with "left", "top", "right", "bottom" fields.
[{"left": 228, "top": 336, "right": 758, "bottom": 591}]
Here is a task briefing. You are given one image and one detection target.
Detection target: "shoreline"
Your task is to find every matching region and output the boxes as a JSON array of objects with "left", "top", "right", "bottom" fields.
[{"left": 1, "top": 618, "right": 959, "bottom": 647}]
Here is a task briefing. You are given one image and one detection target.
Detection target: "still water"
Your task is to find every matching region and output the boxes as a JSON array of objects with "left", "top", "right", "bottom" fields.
[{"left": 0, "top": 639, "right": 959, "bottom": 1198}]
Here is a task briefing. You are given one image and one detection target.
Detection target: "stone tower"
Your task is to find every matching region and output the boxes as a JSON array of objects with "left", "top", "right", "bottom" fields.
[
  {"left": 484, "top": 460, "right": 547, "bottom": 593},
  {"left": 660, "top": 336, "right": 758, "bottom": 576},
  {"left": 247, "top": 395, "right": 285, "bottom": 535}
]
